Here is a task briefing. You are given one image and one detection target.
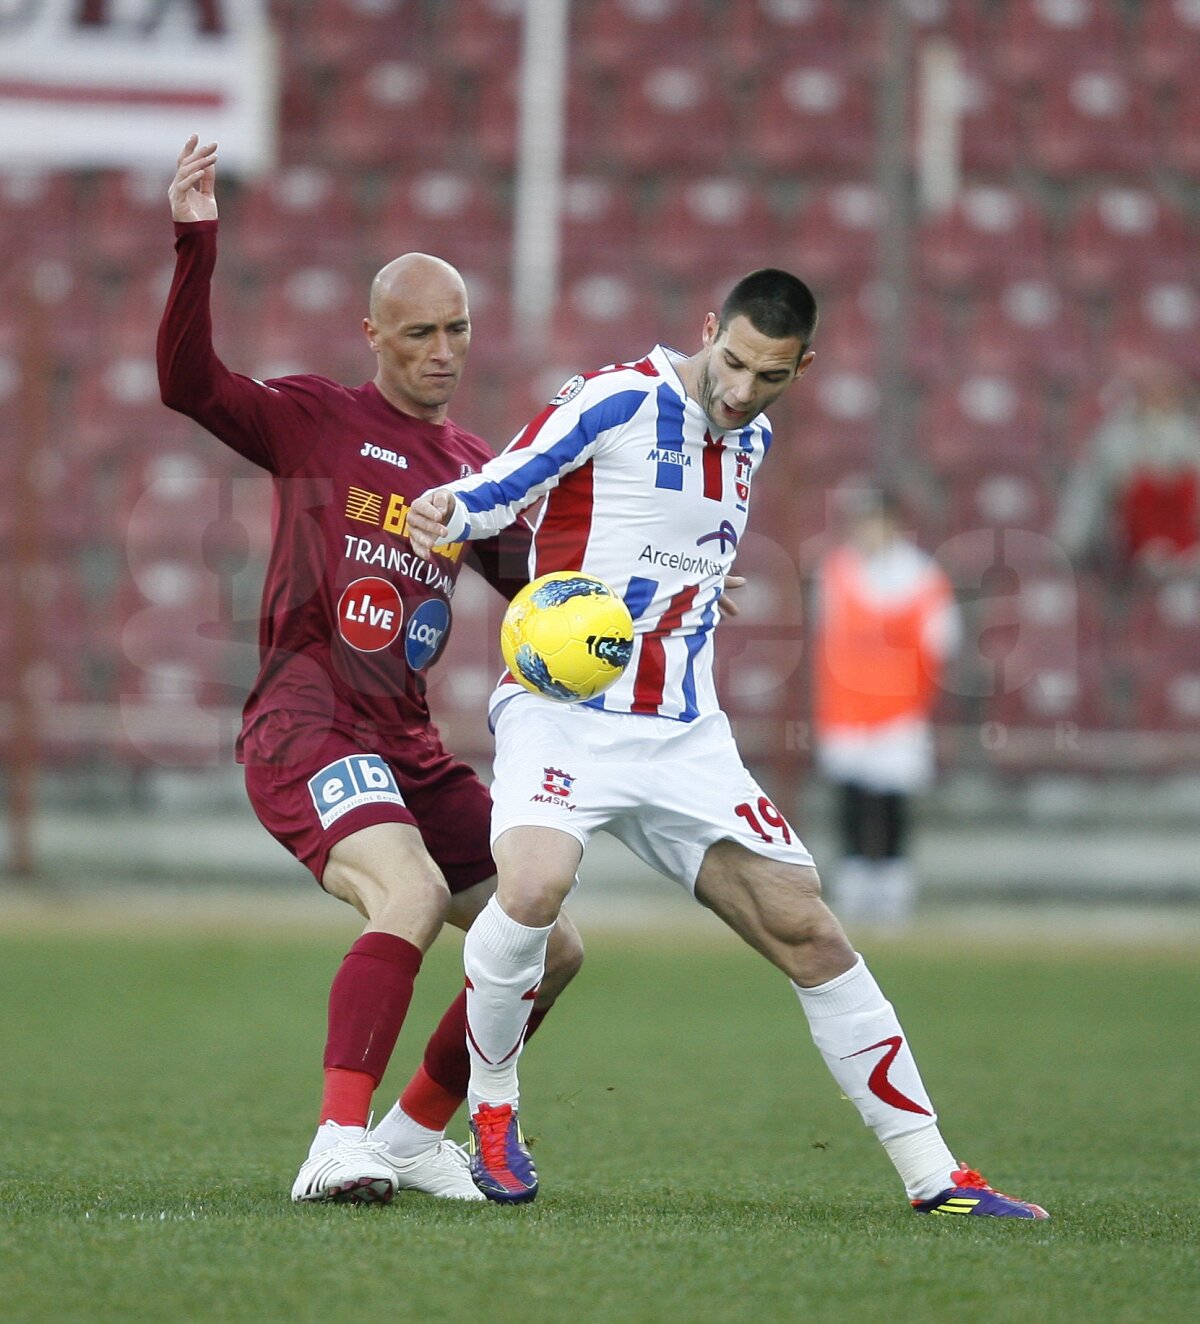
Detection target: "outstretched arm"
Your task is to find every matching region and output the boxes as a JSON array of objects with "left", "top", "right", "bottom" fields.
[
  {"left": 407, "top": 489, "right": 460, "bottom": 561},
  {"left": 168, "top": 134, "right": 219, "bottom": 222}
]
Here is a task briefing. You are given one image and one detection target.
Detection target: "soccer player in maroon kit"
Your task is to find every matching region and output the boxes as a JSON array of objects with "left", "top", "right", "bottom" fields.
[{"left": 157, "top": 135, "right": 583, "bottom": 1204}]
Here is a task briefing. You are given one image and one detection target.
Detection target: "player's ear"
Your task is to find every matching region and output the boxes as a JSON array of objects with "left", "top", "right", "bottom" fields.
[
  {"left": 701, "top": 311, "right": 720, "bottom": 347},
  {"left": 794, "top": 349, "right": 816, "bottom": 380},
  {"left": 363, "top": 317, "right": 378, "bottom": 352}
]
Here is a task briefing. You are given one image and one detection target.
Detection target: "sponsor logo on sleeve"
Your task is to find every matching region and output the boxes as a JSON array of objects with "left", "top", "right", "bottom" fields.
[
  {"left": 307, "top": 755, "right": 407, "bottom": 829},
  {"left": 337, "top": 576, "right": 403, "bottom": 652},
  {"left": 404, "top": 597, "right": 450, "bottom": 671}
]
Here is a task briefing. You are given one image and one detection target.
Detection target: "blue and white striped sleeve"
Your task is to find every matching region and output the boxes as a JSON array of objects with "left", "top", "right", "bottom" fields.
[{"left": 434, "top": 383, "right": 648, "bottom": 542}]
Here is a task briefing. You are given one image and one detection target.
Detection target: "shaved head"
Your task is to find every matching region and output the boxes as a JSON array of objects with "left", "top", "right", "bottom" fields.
[
  {"left": 364, "top": 252, "right": 472, "bottom": 423},
  {"left": 369, "top": 252, "right": 467, "bottom": 322}
]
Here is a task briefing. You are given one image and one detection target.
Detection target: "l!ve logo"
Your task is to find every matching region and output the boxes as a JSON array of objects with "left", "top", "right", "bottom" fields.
[{"left": 337, "top": 576, "right": 403, "bottom": 652}]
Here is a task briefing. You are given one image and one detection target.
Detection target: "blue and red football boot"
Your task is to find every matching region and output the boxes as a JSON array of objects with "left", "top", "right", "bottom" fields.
[
  {"left": 467, "top": 1102, "right": 538, "bottom": 1204},
  {"left": 912, "top": 1166, "right": 1049, "bottom": 1219}
]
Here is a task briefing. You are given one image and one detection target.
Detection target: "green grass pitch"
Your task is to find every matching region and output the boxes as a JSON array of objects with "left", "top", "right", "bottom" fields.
[{"left": 0, "top": 912, "right": 1196, "bottom": 1323}]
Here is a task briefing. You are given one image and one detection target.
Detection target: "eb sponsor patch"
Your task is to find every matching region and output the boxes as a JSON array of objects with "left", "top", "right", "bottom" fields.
[{"left": 308, "top": 755, "right": 405, "bottom": 829}]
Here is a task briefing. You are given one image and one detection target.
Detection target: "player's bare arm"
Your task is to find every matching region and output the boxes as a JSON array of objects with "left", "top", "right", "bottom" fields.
[
  {"left": 407, "top": 488, "right": 456, "bottom": 560},
  {"left": 169, "top": 134, "right": 219, "bottom": 223}
]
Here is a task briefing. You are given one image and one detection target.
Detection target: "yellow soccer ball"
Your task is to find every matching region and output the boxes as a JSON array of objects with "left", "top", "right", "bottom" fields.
[{"left": 500, "top": 571, "right": 635, "bottom": 703}]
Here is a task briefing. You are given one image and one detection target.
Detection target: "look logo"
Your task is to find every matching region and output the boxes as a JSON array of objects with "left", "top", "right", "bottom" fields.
[{"left": 337, "top": 576, "right": 403, "bottom": 652}]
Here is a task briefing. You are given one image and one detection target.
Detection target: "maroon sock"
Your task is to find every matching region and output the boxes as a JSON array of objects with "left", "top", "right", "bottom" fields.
[
  {"left": 323, "top": 931, "right": 423, "bottom": 1083},
  {"left": 420, "top": 989, "right": 550, "bottom": 1099}
]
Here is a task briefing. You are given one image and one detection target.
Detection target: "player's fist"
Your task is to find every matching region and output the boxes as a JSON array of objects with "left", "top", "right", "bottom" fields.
[
  {"left": 407, "top": 488, "right": 456, "bottom": 560},
  {"left": 169, "top": 134, "right": 218, "bottom": 223}
]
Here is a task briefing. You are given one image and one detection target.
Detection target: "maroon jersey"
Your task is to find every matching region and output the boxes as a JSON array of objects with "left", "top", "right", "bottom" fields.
[{"left": 157, "top": 220, "right": 528, "bottom": 757}]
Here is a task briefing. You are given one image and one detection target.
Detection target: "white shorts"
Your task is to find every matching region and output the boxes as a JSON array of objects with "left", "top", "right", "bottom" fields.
[{"left": 490, "top": 694, "right": 815, "bottom": 891}]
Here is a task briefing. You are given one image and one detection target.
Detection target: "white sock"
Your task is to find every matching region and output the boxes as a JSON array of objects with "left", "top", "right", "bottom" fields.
[
  {"left": 370, "top": 1102, "right": 442, "bottom": 1159},
  {"left": 882, "top": 1124, "right": 959, "bottom": 1201},
  {"left": 793, "top": 955, "right": 954, "bottom": 1196},
  {"left": 308, "top": 1120, "right": 365, "bottom": 1158},
  {"left": 464, "top": 895, "right": 553, "bottom": 1113}
]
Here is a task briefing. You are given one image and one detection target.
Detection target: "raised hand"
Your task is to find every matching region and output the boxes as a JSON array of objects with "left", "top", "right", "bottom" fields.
[{"left": 168, "top": 134, "right": 218, "bottom": 223}]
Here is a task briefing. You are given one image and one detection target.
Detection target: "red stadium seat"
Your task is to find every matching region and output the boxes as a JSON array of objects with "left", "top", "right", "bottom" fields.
[
  {"left": 964, "top": 562, "right": 1113, "bottom": 745},
  {"left": 993, "top": 0, "right": 1125, "bottom": 86},
  {"left": 432, "top": 0, "right": 522, "bottom": 74},
  {"left": 0, "top": 255, "right": 102, "bottom": 369},
  {"left": 740, "top": 59, "right": 874, "bottom": 175},
  {"left": 1026, "top": 63, "right": 1161, "bottom": 179},
  {"left": 245, "top": 263, "right": 369, "bottom": 382},
  {"left": 941, "top": 466, "right": 1056, "bottom": 539},
  {"left": 778, "top": 182, "right": 882, "bottom": 290},
  {"left": 301, "top": 0, "right": 427, "bottom": 71},
  {"left": 1102, "top": 282, "right": 1200, "bottom": 379},
  {"left": 0, "top": 169, "right": 76, "bottom": 264},
  {"left": 916, "top": 185, "right": 1052, "bottom": 294},
  {"left": 118, "top": 450, "right": 259, "bottom": 565},
  {"left": 73, "top": 353, "right": 195, "bottom": 460},
  {"left": 545, "top": 269, "right": 662, "bottom": 369},
  {"left": 1119, "top": 585, "right": 1200, "bottom": 741},
  {"left": 90, "top": 168, "right": 173, "bottom": 270},
  {"left": 559, "top": 175, "right": 641, "bottom": 269},
  {"left": 372, "top": 170, "right": 509, "bottom": 273},
  {"left": 943, "top": 60, "right": 1023, "bottom": 177},
  {"left": 317, "top": 60, "right": 462, "bottom": 169},
  {"left": 957, "top": 279, "right": 1093, "bottom": 387},
  {"left": 1160, "top": 76, "right": 1200, "bottom": 176},
  {"left": 1061, "top": 188, "right": 1193, "bottom": 295},
  {"left": 641, "top": 177, "right": 783, "bottom": 281},
  {"left": 229, "top": 167, "right": 364, "bottom": 272},
  {"left": 604, "top": 59, "right": 734, "bottom": 173},
  {"left": 576, "top": 0, "right": 697, "bottom": 74},
  {"left": 1134, "top": 0, "right": 1200, "bottom": 91},
  {"left": 918, "top": 373, "right": 1047, "bottom": 471},
  {"left": 461, "top": 67, "right": 603, "bottom": 172},
  {"left": 813, "top": 284, "right": 952, "bottom": 385},
  {"left": 715, "top": 0, "right": 851, "bottom": 75}
]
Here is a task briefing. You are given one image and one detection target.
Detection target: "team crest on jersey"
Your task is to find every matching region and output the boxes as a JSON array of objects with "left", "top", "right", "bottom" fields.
[
  {"left": 734, "top": 450, "right": 754, "bottom": 503},
  {"left": 549, "top": 375, "right": 585, "bottom": 407}
]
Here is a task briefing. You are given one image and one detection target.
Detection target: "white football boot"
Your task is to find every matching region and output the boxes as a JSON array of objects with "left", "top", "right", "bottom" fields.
[
  {"left": 290, "top": 1122, "right": 398, "bottom": 1204},
  {"left": 376, "top": 1137, "right": 487, "bottom": 1201}
]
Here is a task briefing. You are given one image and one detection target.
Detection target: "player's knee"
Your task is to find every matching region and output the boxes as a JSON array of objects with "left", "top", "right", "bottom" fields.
[{"left": 540, "top": 922, "right": 585, "bottom": 1001}]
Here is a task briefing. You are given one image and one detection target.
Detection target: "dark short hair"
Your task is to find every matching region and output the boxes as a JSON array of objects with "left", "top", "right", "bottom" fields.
[{"left": 719, "top": 269, "right": 819, "bottom": 350}]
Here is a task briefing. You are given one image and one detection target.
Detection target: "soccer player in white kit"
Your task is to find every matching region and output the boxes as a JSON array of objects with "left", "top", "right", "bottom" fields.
[{"left": 408, "top": 270, "right": 1047, "bottom": 1219}]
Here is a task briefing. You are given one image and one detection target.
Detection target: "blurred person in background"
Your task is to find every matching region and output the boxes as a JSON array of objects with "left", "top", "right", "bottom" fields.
[
  {"left": 157, "top": 135, "right": 583, "bottom": 1206},
  {"left": 811, "top": 484, "right": 961, "bottom": 928},
  {"left": 1056, "top": 358, "right": 1200, "bottom": 580}
]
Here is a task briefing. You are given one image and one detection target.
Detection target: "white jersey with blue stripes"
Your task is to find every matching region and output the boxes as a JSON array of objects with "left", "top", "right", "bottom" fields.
[{"left": 437, "top": 343, "right": 773, "bottom": 722}]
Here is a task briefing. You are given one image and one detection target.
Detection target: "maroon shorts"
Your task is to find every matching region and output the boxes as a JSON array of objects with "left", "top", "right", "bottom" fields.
[{"left": 241, "top": 708, "right": 495, "bottom": 890}]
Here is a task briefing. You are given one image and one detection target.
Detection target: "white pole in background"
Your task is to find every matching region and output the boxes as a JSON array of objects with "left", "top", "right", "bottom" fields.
[
  {"left": 917, "top": 38, "right": 962, "bottom": 215},
  {"left": 512, "top": 0, "right": 570, "bottom": 351}
]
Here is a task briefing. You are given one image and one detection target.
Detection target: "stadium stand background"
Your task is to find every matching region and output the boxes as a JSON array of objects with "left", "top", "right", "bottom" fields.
[{"left": 3, "top": 0, "right": 1200, "bottom": 888}]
